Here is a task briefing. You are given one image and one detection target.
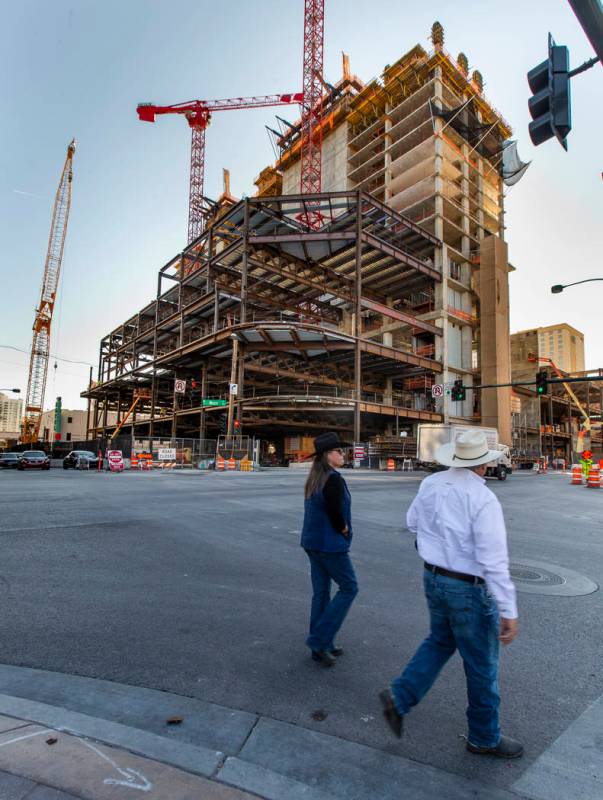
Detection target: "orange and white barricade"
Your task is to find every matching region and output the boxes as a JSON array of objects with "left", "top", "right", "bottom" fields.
[
  {"left": 571, "top": 465, "right": 583, "bottom": 485},
  {"left": 227, "top": 457, "right": 236, "bottom": 471},
  {"left": 216, "top": 455, "right": 225, "bottom": 471},
  {"left": 130, "top": 454, "right": 139, "bottom": 469},
  {"left": 387, "top": 458, "right": 395, "bottom": 472},
  {"left": 587, "top": 464, "right": 600, "bottom": 489}
]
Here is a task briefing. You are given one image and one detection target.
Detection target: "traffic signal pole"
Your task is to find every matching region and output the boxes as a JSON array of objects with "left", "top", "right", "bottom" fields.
[{"left": 465, "top": 376, "right": 603, "bottom": 391}]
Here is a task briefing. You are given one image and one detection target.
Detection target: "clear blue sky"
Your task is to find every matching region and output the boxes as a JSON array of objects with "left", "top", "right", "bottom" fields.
[{"left": 1, "top": 0, "right": 601, "bottom": 409}]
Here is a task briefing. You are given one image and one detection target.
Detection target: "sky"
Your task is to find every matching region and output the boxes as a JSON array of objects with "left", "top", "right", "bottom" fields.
[{"left": 1, "top": 0, "right": 601, "bottom": 411}]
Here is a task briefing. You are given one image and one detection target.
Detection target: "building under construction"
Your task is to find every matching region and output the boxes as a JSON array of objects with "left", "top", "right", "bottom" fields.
[{"left": 85, "top": 23, "right": 519, "bottom": 460}]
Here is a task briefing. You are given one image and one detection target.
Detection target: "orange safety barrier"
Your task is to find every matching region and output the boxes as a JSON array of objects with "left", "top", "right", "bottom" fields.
[
  {"left": 387, "top": 458, "right": 395, "bottom": 472},
  {"left": 130, "top": 454, "right": 138, "bottom": 469},
  {"left": 571, "top": 465, "right": 583, "bottom": 485},
  {"left": 587, "top": 464, "right": 600, "bottom": 489},
  {"left": 216, "top": 455, "right": 225, "bottom": 471},
  {"left": 227, "top": 457, "right": 236, "bottom": 471}
]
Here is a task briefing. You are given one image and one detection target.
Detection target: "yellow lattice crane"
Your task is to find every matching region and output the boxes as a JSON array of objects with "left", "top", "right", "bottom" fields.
[{"left": 21, "top": 140, "right": 76, "bottom": 443}]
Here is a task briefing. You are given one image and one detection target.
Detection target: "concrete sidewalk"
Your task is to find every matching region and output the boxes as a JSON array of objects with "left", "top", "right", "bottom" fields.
[
  {"left": 0, "top": 666, "right": 527, "bottom": 800},
  {"left": 0, "top": 714, "right": 256, "bottom": 799}
]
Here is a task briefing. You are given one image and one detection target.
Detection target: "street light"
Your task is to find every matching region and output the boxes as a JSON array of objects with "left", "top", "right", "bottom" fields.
[
  {"left": 551, "top": 278, "right": 603, "bottom": 293},
  {"left": 0, "top": 388, "right": 21, "bottom": 393}
]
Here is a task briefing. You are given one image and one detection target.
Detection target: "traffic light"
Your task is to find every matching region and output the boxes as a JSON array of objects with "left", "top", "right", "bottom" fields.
[
  {"left": 451, "top": 379, "right": 466, "bottom": 402},
  {"left": 536, "top": 370, "right": 548, "bottom": 395},
  {"left": 218, "top": 414, "right": 227, "bottom": 434},
  {"left": 233, "top": 419, "right": 240, "bottom": 431},
  {"left": 527, "top": 34, "right": 571, "bottom": 150}
]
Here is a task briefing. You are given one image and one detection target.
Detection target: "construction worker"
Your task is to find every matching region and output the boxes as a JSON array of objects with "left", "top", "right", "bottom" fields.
[
  {"left": 580, "top": 450, "right": 593, "bottom": 480},
  {"left": 379, "top": 430, "right": 522, "bottom": 759}
]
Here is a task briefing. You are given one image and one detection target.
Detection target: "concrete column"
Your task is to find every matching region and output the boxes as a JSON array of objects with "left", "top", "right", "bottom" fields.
[
  {"left": 384, "top": 103, "right": 392, "bottom": 202},
  {"left": 479, "top": 236, "right": 512, "bottom": 444}
]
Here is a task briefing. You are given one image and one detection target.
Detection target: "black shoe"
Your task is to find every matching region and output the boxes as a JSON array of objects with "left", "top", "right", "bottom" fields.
[
  {"left": 379, "top": 689, "right": 403, "bottom": 739},
  {"left": 311, "top": 650, "right": 336, "bottom": 667},
  {"left": 311, "top": 647, "right": 343, "bottom": 661},
  {"left": 467, "top": 735, "right": 524, "bottom": 759}
]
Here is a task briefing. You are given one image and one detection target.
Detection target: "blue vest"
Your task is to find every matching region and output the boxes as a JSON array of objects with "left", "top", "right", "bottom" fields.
[{"left": 300, "top": 471, "right": 353, "bottom": 553}]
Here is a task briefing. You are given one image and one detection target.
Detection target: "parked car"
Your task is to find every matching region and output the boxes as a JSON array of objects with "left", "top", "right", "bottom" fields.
[
  {"left": 63, "top": 450, "right": 100, "bottom": 469},
  {"left": 0, "top": 453, "right": 20, "bottom": 469},
  {"left": 17, "top": 450, "right": 50, "bottom": 470}
]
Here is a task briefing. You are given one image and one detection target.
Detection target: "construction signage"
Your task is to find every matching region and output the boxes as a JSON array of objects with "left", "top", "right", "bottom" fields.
[
  {"left": 174, "top": 379, "right": 186, "bottom": 394},
  {"left": 158, "top": 448, "right": 177, "bottom": 461},
  {"left": 107, "top": 450, "right": 124, "bottom": 472}
]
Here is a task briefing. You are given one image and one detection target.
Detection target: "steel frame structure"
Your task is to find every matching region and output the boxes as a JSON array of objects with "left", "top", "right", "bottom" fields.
[{"left": 83, "top": 191, "right": 444, "bottom": 445}]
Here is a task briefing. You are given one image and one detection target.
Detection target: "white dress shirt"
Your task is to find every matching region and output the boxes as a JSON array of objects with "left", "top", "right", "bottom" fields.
[{"left": 406, "top": 468, "right": 517, "bottom": 619}]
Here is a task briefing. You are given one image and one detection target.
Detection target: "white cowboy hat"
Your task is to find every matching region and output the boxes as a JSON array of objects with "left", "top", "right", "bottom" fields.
[{"left": 435, "top": 430, "right": 501, "bottom": 468}]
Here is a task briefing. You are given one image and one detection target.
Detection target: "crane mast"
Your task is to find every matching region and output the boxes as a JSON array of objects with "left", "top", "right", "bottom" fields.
[{"left": 21, "top": 139, "right": 76, "bottom": 443}]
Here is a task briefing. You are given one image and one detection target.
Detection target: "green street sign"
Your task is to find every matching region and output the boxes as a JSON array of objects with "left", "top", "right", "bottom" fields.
[{"left": 202, "top": 399, "right": 227, "bottom": 407}]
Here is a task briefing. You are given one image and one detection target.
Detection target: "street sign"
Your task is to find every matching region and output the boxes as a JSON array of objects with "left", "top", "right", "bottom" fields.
[
  {"left": 202, "top": 399, "right": 227, "bottom": 407},
  {"left": 158, "top": 448, "right": 176, "bottom": 461},
  {"left": 354, "top": 446, "right": 365, "bottom": 459},
  {"left": 174, "top": 379, "right": 186, "bottom": 394},
  {"left": 107, "top": 450, "right": 124, "bottom": 473},
  {"left": 431, "top": 384, "right": 444, "bottom": 398},
  {"left": 229, "top": 383, "right": 238, "bottom": 396}
]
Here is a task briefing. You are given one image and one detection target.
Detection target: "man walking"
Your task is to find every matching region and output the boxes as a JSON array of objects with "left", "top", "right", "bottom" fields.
[{"left": 379, "top": 430, "right": 522, "bottom": 758}]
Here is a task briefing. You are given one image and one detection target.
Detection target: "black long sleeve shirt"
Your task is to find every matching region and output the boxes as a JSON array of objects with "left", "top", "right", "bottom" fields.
[{"left": 322, "top": 472, "right": 347, "bottom": 533}]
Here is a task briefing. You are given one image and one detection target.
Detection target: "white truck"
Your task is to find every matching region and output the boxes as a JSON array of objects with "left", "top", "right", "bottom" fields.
[{"left": 416, "top": 424, "right": 512, "bottom": 480}]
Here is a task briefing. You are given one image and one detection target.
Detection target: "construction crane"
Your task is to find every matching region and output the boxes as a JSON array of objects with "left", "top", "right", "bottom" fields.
[
  {"left": 21, "top": 139, "right": 76, "bottom": 444},
  {"left": 299, "top": 0, "right": 326, "bottom": 229},
  {"left": 528, "top": 353, "right": 592, "bottom": 445},
  {"left": 137, "top": 1, "right": 328, "bottom": 240},
  {"left": 137, "top": 93, "right": 303, "bottom": 243}
]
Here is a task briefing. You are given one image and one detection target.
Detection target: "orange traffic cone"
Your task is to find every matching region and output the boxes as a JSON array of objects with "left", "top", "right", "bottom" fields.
[
  {"left": 571, "top": 465, "right": 583, "bottom": 485},
  {"left": 387, "top": 458, "right": 395, "bottom": 472}
]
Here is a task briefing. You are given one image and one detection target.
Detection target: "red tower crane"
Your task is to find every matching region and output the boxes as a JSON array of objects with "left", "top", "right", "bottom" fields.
[
  {"left": 299, "top": 0, "right": 326, "bottom": 228},
  {"left": 137, "top": 3, "right": 327, "bottom": 240},
  {"left": 137, "top": 93, "right": 303, "bottom": 243},
  {"left": 21, "top": 139, "right": 76, "bottom": 443}
]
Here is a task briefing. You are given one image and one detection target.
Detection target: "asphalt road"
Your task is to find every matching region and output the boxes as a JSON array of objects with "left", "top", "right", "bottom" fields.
[{"left": 0, "top": 467, "right": 601, "bottom": 791}]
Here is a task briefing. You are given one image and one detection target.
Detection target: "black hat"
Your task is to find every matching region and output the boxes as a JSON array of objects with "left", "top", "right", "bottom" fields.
[{"left": 311, "top": 432, "right": 350, "bottom": 457}]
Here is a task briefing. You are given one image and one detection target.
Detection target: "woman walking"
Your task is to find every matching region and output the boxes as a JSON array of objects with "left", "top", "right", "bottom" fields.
[{"left": 301, "top": 432, "right": 359, "bottom": 667}]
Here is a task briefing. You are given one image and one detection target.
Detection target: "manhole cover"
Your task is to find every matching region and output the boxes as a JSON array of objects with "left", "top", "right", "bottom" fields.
[{"left": 509, "top": 560, "right": 598, "bottom": 596}]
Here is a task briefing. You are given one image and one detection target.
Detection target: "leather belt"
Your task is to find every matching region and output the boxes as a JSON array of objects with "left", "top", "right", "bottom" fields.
[{"left": 424, "top": 562, "right": 485, "bottom": 585}]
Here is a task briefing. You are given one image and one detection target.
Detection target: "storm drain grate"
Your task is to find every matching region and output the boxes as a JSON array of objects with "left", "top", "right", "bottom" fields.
[{"left": 509, "top": 559, "right": 597, "bottom": 596}]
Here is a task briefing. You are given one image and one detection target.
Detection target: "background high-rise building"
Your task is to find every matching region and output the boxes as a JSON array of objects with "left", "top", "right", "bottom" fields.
[
  {"left": 511, "top": 324, "right": 585, "bottom": 374},
  {"left": 0, "top": 393, "right": 23, "bottom": 435}
]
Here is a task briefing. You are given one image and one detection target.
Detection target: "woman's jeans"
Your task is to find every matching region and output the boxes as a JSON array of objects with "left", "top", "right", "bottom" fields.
[
  {"left": 305, "top": 550, "right": 358, "bottom": 652},
  {"left": 391, "top": 570, "right": 501, "bottom": 748}
]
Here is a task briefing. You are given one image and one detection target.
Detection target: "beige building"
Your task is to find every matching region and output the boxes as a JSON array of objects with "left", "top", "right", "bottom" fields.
[
  {"left": 0, "top": 393, "right": 23, "bottom": 435},
  {"left": 511, "top": 324, "right": 584, "bottom": 375},
  {"left": 40, "top": 408, "right": 88, "bottom": 443}
]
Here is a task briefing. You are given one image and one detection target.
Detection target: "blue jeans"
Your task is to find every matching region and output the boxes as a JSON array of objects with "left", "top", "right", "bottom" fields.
[
  {"left": 391, "top": 570, "right": 501, "bottom": 748},
  {"left": 305, "top": 550, "right": 358, "bottom": 652}
]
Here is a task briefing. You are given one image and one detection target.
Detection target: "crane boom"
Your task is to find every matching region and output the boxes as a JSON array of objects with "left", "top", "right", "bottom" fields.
[
  {"left": 137, "top": 94, "right": 303, "bottom": 243},
  {"left": 21, "top": 139, "right": 76, "bottom": 443}
]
